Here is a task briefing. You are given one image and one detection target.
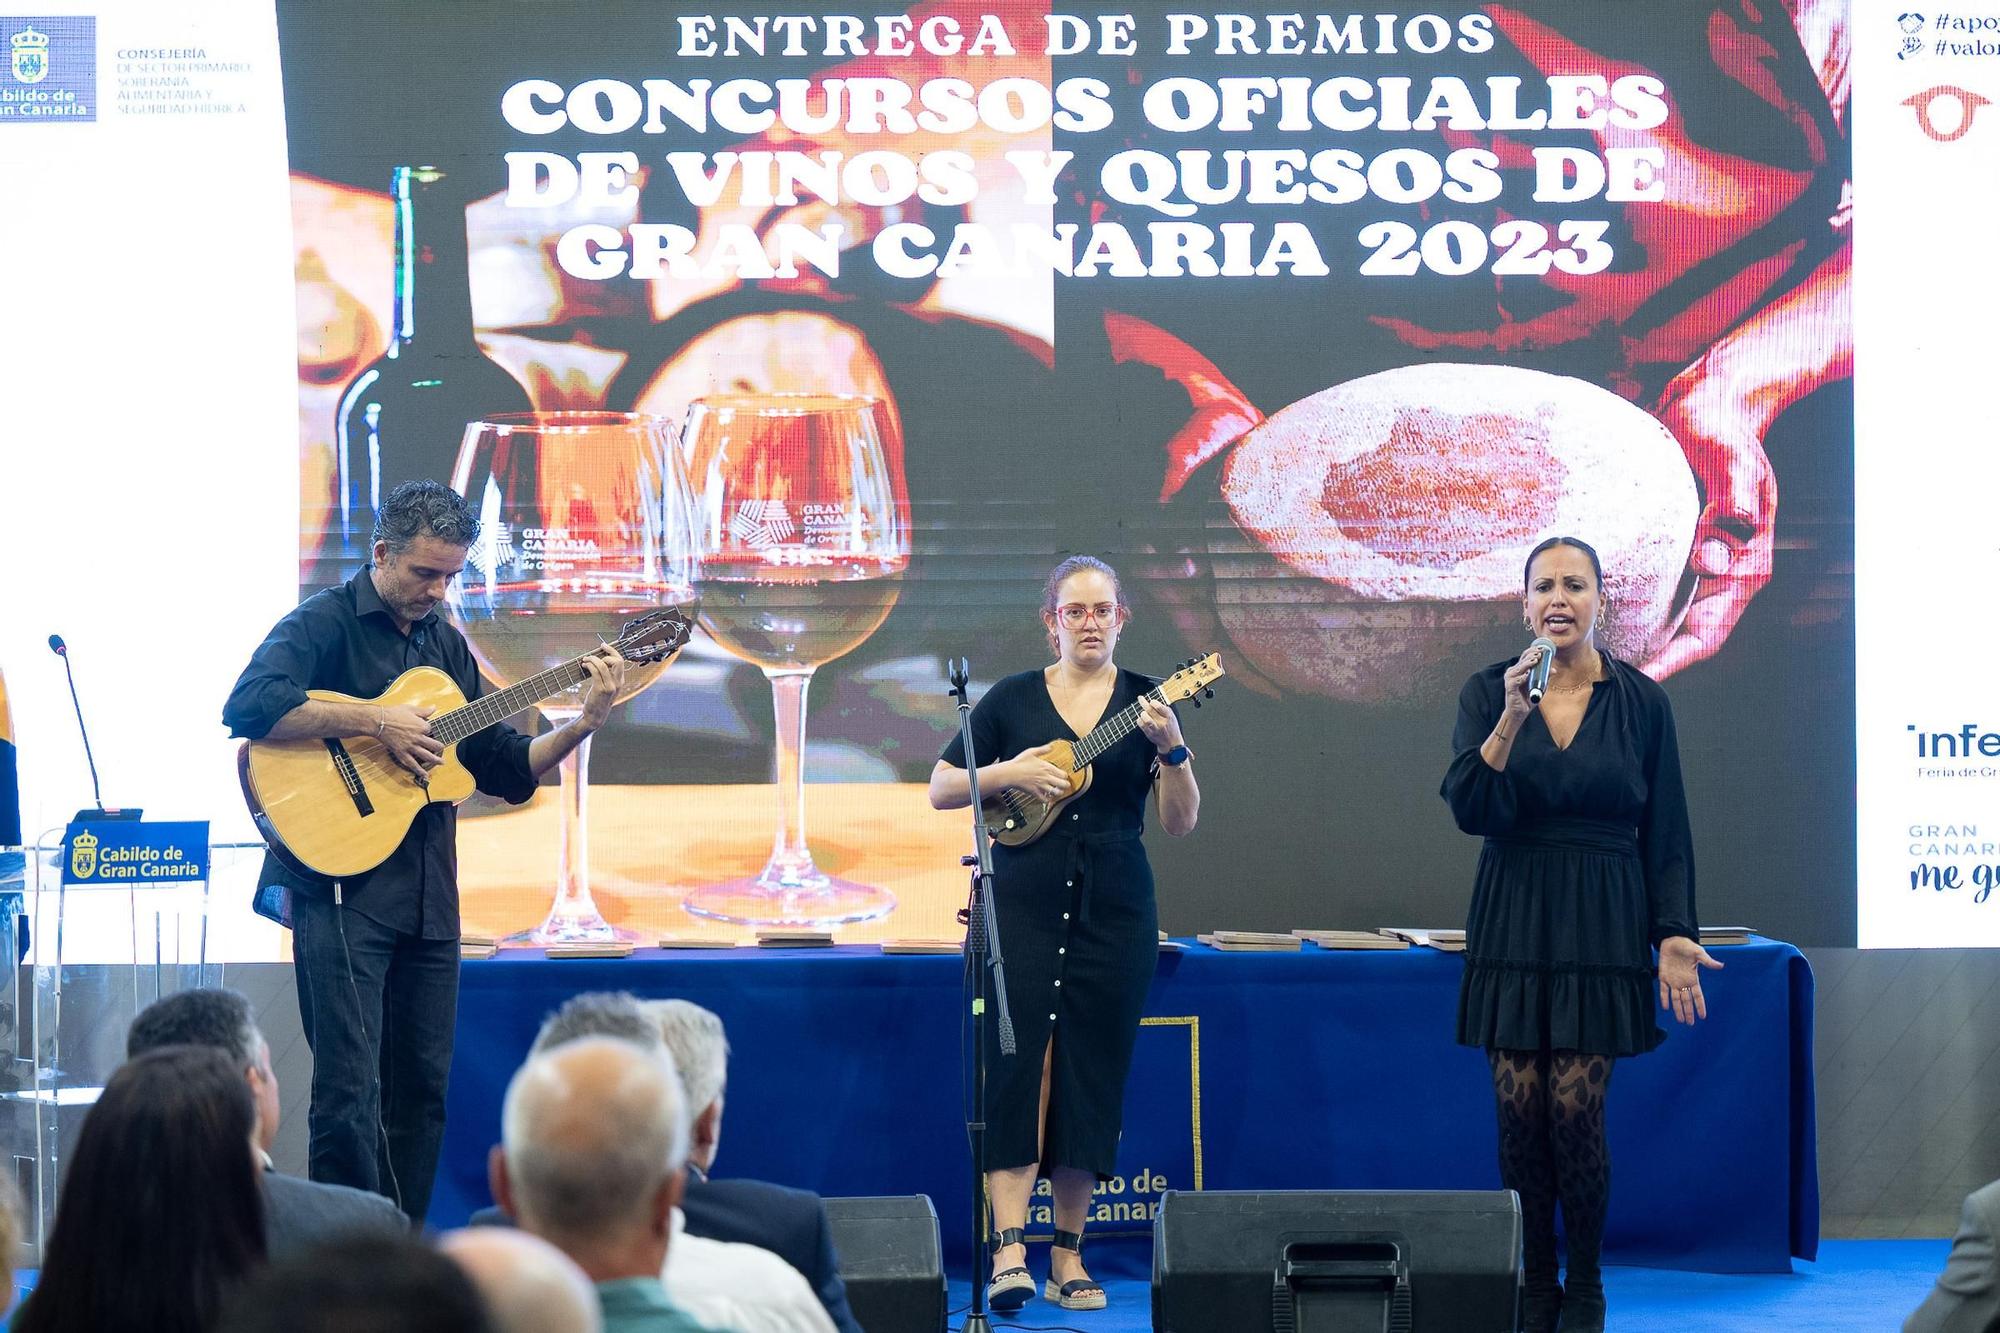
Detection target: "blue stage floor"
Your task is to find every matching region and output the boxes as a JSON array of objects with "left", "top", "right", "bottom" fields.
[{"left": 945, "top": 1239, "right": 1953, "bottom": 1332}]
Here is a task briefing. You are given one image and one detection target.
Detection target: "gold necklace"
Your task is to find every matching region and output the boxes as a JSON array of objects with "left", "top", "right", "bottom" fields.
[{"left": 1545, "top": 652, "right": 1605, "bottom": 693}]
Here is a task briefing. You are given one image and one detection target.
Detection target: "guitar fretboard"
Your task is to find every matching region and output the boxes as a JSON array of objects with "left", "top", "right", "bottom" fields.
[
  {"left": 431, "top": 659, "right": 591, "bottom": 746},
  {"left": 1069, "top": 687, "right": 1170, "bottom": 770}
]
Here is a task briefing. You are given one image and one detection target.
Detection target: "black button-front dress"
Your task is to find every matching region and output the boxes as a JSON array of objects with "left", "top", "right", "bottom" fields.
[
  {"left": 1440, "top": 654, "right": 1698, "bottom": 1058},
  {"left": 941, "top": 667, "right": 1165, "bottom": 1178}
]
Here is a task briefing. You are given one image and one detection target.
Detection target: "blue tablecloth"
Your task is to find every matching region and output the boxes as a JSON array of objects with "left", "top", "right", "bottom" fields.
[{"left": 437, "top": 937, "right": 1816, "bottom": 1274}]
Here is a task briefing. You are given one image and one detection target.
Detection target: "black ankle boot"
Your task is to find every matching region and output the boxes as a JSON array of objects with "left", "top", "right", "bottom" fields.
[
  {"left": 1520, "top": 1216, "right": 1562, "bottom": 1333},
  {"left": 1556, "top": 1275, "right": 1603, "bottom": 1332},
  {"left": 1521, "top": 1280, "right": 1564, "bottom": 1333}
]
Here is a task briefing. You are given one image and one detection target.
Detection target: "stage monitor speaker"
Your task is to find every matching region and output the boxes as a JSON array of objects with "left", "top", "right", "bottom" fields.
[
  {"left": 824, "top": 1194, "right": 947, "bottom": 1333},
  {"left": 1152, "top": 1189, "right": 1522, "bottom": 1333}
]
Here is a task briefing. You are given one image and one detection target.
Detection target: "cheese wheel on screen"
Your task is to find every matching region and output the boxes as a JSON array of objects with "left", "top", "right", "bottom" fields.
[{"left": 1212, "top": 363, "right": 1699, "bottom": 703}]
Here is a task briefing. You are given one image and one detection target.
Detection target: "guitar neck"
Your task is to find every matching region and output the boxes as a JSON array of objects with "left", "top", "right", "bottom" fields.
[
  {"left": 1069, "top": 687, "right": 1167, "bottom": 769},
  {"left": 432, "top": 658, "right": 591, "bottom": 745}
]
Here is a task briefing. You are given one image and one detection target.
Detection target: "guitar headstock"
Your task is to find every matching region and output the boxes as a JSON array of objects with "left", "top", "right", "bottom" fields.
[
  {"left": 611, "top": 608, "right": 695, "bottom": 664},
  {"left": 1158, "top": 652, "right": 1225, "bottom": 705}
]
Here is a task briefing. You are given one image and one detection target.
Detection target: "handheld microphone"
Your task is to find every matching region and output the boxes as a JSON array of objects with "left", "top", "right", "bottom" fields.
[
  {"left": 1526, "top": 637, "right": 1557, "bottom": 705},
  {"left": 47, "top": 635, "right": 140, "bottom": 822}
]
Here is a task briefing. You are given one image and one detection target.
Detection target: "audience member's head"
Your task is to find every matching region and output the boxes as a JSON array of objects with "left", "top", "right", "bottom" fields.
[
  {"left": 15, "top": 1045, "right": 265, "bottom": 1333},
  {"left": 215, "top": 1233, "right": 493, "bottom": 1333},
  {"left": 493, "top": 1037, "right": 689, "bottom": 1282},
  {"left": 642, "top": 999, "right": 731, "bottom": 1172},
  {"left": 127, "top": 986, "right": 281, "bottom": 1152},
  {"left": 529, "top": 990, "right": 661, "bottom": 1056},
  {"left": 440, "top": 1226, "right": 602, "bottom": 1333}
]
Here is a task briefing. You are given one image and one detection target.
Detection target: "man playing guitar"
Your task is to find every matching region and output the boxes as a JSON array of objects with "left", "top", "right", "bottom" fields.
[{"left": 223, "top": 479, "right": 625, "bottom": 1221}]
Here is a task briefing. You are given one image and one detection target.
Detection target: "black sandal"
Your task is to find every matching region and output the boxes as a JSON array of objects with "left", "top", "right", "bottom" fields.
[
  {"left": 1044, "top": 1229, "right": 1107, "bottom": 1311},
  {"left": 986, "top": 1226, "right": 1035, "bottom": 1311}
]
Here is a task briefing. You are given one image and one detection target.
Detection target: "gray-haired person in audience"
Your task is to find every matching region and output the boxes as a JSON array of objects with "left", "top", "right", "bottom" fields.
[
  {"left": 126, "top": 987, "right": 406, "bottom": 1257},
  {"left": 642, "top": 1000, "right": 859, "bottom": 1333},
  {"left": 503, "top": 992, "right": 836, "bottom": 1333},
  {"left": 442, "top": 1226, "right": 603, "bottom": 1333},
  {"left": 491, "top": 1036, "right": 712, "bottom": 1333}
]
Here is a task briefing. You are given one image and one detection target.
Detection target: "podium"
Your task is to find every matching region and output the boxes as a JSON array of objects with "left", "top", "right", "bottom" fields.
[{"left": 0, "top": 830, "right": 263, "bottom": 1264}]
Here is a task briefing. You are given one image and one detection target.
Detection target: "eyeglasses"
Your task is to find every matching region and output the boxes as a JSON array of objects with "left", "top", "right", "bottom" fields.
[{"left": 1055, "top": 603, "right": 1122, "bottom": 628}]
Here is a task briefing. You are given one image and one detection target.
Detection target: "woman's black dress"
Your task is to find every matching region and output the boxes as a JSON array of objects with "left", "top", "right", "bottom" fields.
[
  {"left": 1441, "top": 654, "right": 1697, "bottom": 1057},
  {"left": 941, "top": 667, "right": 1165, "bottom": 1177}
]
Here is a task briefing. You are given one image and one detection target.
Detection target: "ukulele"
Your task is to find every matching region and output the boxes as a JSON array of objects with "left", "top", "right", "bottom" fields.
[
  {"left": 982, "top": 654, "right": 1224, "bottom": 848},
  {"left": 238, "top": 608, "right": 692, "bottom": 879}
]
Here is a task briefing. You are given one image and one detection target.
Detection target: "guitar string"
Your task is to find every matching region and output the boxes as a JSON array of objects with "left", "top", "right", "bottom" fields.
[
  {"left": 1071, "top": 686, "right": 1169, "bottom": 768},
  {"left": 990, "top": 669, "right": 1206, "bottom": 797},
  {"left": 431, "top": 662, "right": 584, "bottom": 746},
  {"left": 427, "top": 617, "right": 685, "bottom": 745},
  {"left": 982, "top": 665, "right": 1210, "bottom": 827},
  {"left": 1055, "top": 664, "right": 1213, "bottom": 770}
]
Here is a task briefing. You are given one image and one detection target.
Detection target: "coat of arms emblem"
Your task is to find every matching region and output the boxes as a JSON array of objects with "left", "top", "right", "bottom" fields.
[
  {"left": 10, "top": 25, "right": 49, "bottom": 85},
  {"left": 68, "top": 828, "right": 98, "bottom": 880}
]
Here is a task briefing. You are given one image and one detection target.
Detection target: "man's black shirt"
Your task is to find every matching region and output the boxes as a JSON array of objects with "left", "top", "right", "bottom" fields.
[{"left": 224, "top": 566, "right": 536, "bottom": 939}]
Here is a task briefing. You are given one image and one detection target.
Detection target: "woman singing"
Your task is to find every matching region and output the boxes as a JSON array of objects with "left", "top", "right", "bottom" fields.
[
  {"left": 1441, "top": 536, "right": 1722, "bottom": 1333},
  {"left": 930, "top": 555, "right": 1200, "bottom": 1314}
]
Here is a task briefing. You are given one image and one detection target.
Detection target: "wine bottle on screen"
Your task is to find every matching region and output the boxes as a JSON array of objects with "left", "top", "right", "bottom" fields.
[{"left": 322, "top": 164, "right": 532, "bottom": 587}]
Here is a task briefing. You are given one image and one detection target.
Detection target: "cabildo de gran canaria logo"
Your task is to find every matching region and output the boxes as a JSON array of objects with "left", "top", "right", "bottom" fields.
[
  {"left": 62, "top": 821, "right": 209, "bottom": 885},
  {"left": 1, "top": 16, "right": 94, "bottom": 122}
]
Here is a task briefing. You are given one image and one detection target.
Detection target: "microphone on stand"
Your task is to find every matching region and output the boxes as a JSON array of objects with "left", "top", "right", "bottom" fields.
[
  {"left": 1526, "top": 636, "right": 1557, "bottom": 706},
  {"left": 46, "top": 635, "right": 141, "bottom": 823}
]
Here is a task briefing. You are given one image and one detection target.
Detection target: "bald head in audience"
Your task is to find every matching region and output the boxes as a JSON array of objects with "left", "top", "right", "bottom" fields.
[
  {"left": 440, "top": 1228, "right": 600, "bottom": 1333},
  {"left": 490, "top": 1036, "right": 689, "bottom": 1282}
]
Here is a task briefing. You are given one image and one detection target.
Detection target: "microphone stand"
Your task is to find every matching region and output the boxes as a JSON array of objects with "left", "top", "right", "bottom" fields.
[
  {"left": 48, "top": 635, "right": 139, "bottom": 822},
  {"left": 949, "top": 658, "right": 1015, "bottom": 1333}
]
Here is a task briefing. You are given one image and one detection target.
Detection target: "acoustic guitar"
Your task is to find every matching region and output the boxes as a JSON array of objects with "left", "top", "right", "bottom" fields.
[
  {"left": 238, "top": 608, "right": 692, "bottom": 879},
  {"left": 982, "top": 653, "right": 1225, "bottom": 848}
]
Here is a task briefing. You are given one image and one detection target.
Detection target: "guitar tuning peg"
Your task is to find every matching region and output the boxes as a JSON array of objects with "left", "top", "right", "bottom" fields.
[
  {"left": 1190, "top": 698, "right": 1201, "bottom": 708},
  {"left": 1203, "top": 688, "right": 1214, "bottom": 699}
]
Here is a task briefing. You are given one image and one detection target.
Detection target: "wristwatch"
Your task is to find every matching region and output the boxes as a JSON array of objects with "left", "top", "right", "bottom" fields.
[{"left": 1159, "top": 744, "right": 1192, "bottom": 767}]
